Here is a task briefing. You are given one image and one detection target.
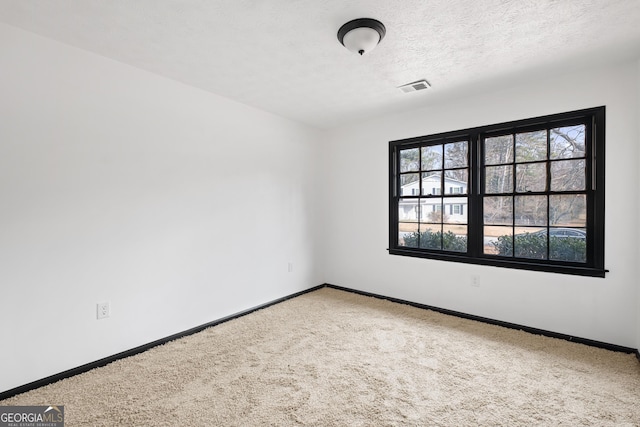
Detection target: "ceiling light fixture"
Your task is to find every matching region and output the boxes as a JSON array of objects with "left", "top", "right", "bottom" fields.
[{"left": 337, "top": 18, "right": 386, "bottom": 56}]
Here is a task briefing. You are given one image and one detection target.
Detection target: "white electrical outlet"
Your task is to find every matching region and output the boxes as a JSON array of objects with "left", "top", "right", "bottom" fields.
[
  {"left": 97, "top": 302, "right": 110, "bottom": 319},
  {"left": 471, "top": 275, "right": 480, "bottom": 287},
  {"left": 288, "top": 262, "right": 293, "bottom": 273}
]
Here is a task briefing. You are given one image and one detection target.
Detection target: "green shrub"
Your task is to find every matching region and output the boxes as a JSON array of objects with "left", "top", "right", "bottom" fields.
[
  {"left": 549, "top": 237, "right": 587, "bottom": 262},
  {"left": 491, "top": 233, "right": 586, "bottom": 262},
  {"left": 402, "top": 230, "right": 467, "bottom": 252}
]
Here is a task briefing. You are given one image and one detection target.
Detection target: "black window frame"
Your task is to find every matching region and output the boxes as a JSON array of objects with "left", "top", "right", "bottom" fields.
[{"left": 389, "top": 106, "right": 606, "bottom": 277}]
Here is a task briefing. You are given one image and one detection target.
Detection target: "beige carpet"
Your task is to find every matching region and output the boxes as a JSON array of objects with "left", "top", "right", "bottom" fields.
[{"left": 2, "top": 288, "right": 640, "bottom": 426}]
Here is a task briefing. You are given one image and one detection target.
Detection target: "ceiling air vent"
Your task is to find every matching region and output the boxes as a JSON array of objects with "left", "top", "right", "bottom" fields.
[{"left": 398, "top": 80, "right": 430, "bottom": 93}]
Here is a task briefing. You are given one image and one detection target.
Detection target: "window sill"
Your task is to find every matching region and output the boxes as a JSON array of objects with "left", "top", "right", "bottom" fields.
[{"left": 388, "top": 248, "right": 607, "bottom": 278}]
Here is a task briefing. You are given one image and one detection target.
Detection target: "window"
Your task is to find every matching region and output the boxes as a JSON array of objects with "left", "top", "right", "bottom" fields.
[{"left": 389, "top": 107, "right": 606, "bottom": 277}]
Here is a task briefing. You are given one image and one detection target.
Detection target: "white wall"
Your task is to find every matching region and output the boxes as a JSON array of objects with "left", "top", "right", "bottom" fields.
[
  {"left": 321, "top": 60, "right": 640, "bottom": 349},
  {"left": 637, "top": 59, "right": 640, "bottom": 354},
  {"left": 0, "top": 24, "right": 321, "bottom": 393}
]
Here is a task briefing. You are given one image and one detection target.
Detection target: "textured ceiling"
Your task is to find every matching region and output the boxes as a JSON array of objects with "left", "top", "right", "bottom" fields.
[{"left": 1, "top": 0, "right": 640, "bottom": 129}]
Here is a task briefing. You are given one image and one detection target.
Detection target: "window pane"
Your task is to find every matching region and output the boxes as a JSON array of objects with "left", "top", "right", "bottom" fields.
[
  {"left": 424, "top": 198, "right": 444, "bottom": 223},
  {"left": 443, "top": 225, "right": 467, "bottom": 252},
  {"left": 444, "top": 141, "right": 468, "bottom": 168},
  {"left": 550, "top": 125, "right": 585, "bottom": 159},
  {"left": 516, "top": 130, "right": 547, "bottom": 162},
  {"left": 485, "top": 165, "right": 513, "bottom": 193},
  {"left": 400, "top": 173, "right": 420, "bottom": 196},
  {"left": 550, "top": 159, "right": 585, "bottom": 191},
  {"left": 418, "top": 224, "right": 442, "bottom": 250},
  {"left": 421, "top": 145, "right": 443, "bottom": 171},
  {"left": 515, "top": 195, "right": 547, "bottom": 226},
  {"left": 515, "top": 163, "right": 546, "bottom": 192},
  {"left": 444, "top": 199, "right": 467, "bottom": 224},
  {"left": 514, "top": 230, "right": 547, "bottom": 260},
  {"left": 398, "top": 198, "right": 420, "bottom": 221},
  {"left": 485, "top": 135, "right": 513, "bottom": 165},
  {"left": 398, "top": 222, "right": 420, "bottom": 247},
  {"left": 422, "top": 172, "right": 441, "bottom": 195},
  {"left": 445, "top": 169, "right": 468, "bottom": 192},
  {"left": 400, "top": 148, "right": 420, "bottom": 172},
  {"left": 550, "top": 195, "right": 586, "bottom": 227},
  {"left": 484, "top": 196, "right": 513, "bottom": 225},
  {"left": 549, "top": 227, "right": 586, "bottom": 263},
  {"left": 485, "top": 226, "right": 512, "bottom": 256}
]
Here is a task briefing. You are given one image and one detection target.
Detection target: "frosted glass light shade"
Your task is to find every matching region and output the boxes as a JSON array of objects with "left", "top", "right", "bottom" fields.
[{"left": 342, "top": 27, "right": 381, "bottom": 55}]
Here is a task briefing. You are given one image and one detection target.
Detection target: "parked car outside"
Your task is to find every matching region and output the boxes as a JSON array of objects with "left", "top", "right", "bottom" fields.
[{"left": 532, "top": 228, "right": 586, "bottom": 239}]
